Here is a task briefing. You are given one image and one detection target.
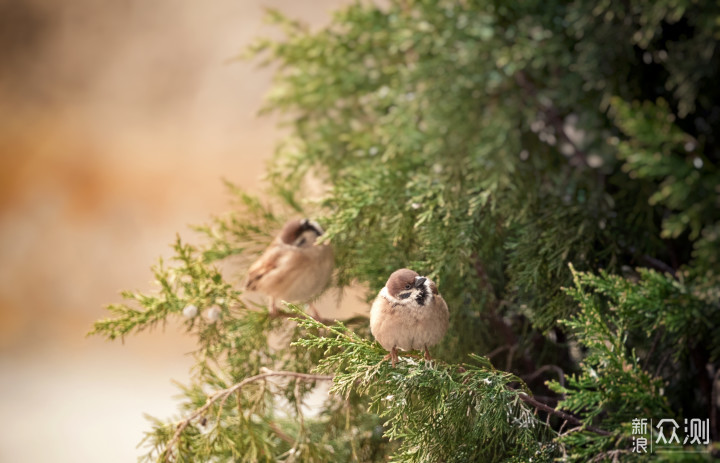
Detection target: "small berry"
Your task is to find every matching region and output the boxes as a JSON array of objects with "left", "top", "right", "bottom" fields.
[
  {"left": 182, "top": 304, "right": 198, "bottom": 318},
  {"left": 205, "top": 306, "right": 222, "bottom": 323}
]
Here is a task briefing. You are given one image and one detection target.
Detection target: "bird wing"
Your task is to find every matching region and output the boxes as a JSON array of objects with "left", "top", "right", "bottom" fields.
[{"left": 245, "top": 245, "right": 293, "bottom": 291}]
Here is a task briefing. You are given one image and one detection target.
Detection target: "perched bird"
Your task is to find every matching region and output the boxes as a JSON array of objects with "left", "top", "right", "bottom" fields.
[
  {"left": 370, "top": 268, "right": 449, "bottom": 367},
  {"left": 245, "top": 219, "right": 333, "bottom": 317}
]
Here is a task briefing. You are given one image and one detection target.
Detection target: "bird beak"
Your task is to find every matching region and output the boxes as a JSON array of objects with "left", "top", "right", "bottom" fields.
[{"left": 414, "top": 277, "right": 427, "bottom": 288}]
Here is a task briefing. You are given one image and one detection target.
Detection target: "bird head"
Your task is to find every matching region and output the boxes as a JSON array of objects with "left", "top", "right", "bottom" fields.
[
  {"left": 385, "top": 268, "right": 435, "bottom": 307},
  {"left": 279, "top": 218, "right": 324, "bottom": 247}
]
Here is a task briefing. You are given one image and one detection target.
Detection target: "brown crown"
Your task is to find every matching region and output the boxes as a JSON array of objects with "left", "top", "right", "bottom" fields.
[
  {"left": 278, "top": 219, "right": 323, "bottom": 244},
  {"left": 386, "top": 268, "right": 420, "bottom": 297}
]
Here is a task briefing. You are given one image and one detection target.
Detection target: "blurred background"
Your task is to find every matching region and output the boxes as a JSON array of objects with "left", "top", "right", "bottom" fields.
[{"left": 0, "top": 0, "right": 349, "bottom": 460}]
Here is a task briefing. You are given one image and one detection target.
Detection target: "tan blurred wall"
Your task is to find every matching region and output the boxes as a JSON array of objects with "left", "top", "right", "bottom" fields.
[{"left": 0, "top": 0, "right": 351, "bottom": 461}]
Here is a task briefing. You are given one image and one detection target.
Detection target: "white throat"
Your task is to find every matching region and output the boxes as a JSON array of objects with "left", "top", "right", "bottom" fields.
[{"left": 380, "top": 283, "right": 432, "bottom": 307}]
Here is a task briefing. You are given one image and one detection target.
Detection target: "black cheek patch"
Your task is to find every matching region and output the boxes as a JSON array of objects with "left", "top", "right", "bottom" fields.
[
  {"left": 415, "top": 288, "right": 428, "bottom": 305},
  {"left": 398, "top": 292, "right": 412, "bottom": 300}
]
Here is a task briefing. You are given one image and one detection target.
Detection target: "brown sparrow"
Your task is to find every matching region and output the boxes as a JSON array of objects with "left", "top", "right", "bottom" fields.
[
  {"left": 245, "top": 219, "right": 333, "bottom": 316},
  {"left": 370, "top": 268, "right": 449, "bottom": 367}
]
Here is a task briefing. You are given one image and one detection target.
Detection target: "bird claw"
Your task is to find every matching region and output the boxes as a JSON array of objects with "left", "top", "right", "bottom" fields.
[
  {"left": 422, "top": 347, "right": 435, "bottom": 368},
  {"left": 381, "top": 353, "right": 397, "bottom": 368},
  {"left": 268, "top": 298, "right": 279, "bottom": 317},
  {"left": 382, "top": 347, "right": 400, "bottom": 367}
]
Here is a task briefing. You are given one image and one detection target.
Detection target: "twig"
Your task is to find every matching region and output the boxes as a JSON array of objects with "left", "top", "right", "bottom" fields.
[
  {"left": 559, "top": 425, "right": 583, "bottom": 437},
  {"left": 654, "top": 351, "right": 672, "bottom": 378},
  {"left": 558, "top": 419, "right": 569, "bottom": 436},
  {"left": 267, "top": 420, "right": 295, "bottom": 444},
  {"left": 639, "top": 255, "right": 676, "bottom": 277},
  {"left": 531, "top": 395, "right": 561, "bottom": 406},
  {"left": 505, "top": 344, "right": 517, "bottom": 371},
  {"left": 645, "top": 330, "right": 662, "bottom": 366},
  {"left": 623, "top": 246, "right": 677, "bottom": 278},
  {"left": 486, "top": 344, "right": 510, "bottom": 360},
  {"left": 274, "top": 309, "right": 335, "bottom": 326},
  {"left": 164, "top": 370, "right": 333, "bottom": 462},
  {"left": 518, "top": 392, "right": 611, "bottom": 436},
  {"left": 522, "top": 364, "right": 566, "bottom": 391},
  {"left": 294, "top": 379, "right": 305, "bottom": 430}
]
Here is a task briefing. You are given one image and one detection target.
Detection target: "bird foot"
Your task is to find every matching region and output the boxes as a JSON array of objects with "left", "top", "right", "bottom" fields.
[
  {"left": 268, "top": 298, "right": 280, "bottom": 318},
  {"left": 422, "top": 346, "right": 436, "bottom": 368},
  {"left": 381, "top": 353, "right": 397, "bottom": 368},
  {"left": 381, "top": 353, "right": 396, "bottom": 368},
  {"left": 383, "top": 348, "right": 399, "bottom": 367}
]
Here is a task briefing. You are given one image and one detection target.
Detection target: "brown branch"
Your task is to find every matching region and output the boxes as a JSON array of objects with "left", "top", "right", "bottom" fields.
[
  {"left": 164, "top": 370, "right": 333, "bottom": 462},
  {"left": 654, "top": 350, "right": 672, "bottom": 378},
  {"left": 645, "top": 330, "right": 662, "bottom": 366},
  {"left": 531, "top": 395, "right": 561, "bottom": 406},
  {"left": 518, "top": 392, "right": 612, "bottom": 436},
  {"left": 267, "top": 420, "right": 295, "bottom": 444},
  {"left": 522, "top": 364, "right": 566, "bottom": 391},
  {"left": 624, "top": 246, "right": 677, "bottom": 279},
  {"left": 486, "top": 344, "right": 511, "bottom": 360},
  {"left": 558, "top": 419, "right": 569, "bottom": 436},
  {"left": 639, "top": 254, "right": 676, "bottom": 277}
]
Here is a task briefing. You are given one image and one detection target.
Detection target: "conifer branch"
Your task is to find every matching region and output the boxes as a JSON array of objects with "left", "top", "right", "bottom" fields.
[
  {"left": 517, "top": 393, "right": 611, "bottom": 436},
  {"left": 267, "top": 421, "right": 295, "bottom": 444},
  {"left": 92, "top": 2, "right": 720, "bottom": 460},
  {"left": 272, "top": 308, "right": 335, "bottom": 326},
  {"left": 163, "top": 370, "right": 333, "bottom": 462}
]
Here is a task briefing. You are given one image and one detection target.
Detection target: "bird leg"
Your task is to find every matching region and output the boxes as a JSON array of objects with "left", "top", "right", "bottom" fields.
[
  {"left": 424, "top": 346, "right": 432, "bottom": 361},
  {"left": 268, "top": 297, "right": 279, "bottom": 317},
  {"left": 382, "top": 348, "right": 400, "bottom": 367},
  {"left": 390, "top": 346, "right": 399, "bottom": 367}
]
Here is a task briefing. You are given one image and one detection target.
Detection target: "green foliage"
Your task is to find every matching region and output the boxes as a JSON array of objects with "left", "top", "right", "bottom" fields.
[
  {"left": 609, "top": 98, "right": 720, "bottom": 241},
  {"left": 91, "top": 0, "right": 719, "bottom": 461},
  {"left": 89, "top": 237, "right": 241, "bottom": 342},
  {"left": 548, "top": 265, "right": 720, "bottom": 460},
  {"left": 293, "top": 310, "right": 554, "bottom": 462}
]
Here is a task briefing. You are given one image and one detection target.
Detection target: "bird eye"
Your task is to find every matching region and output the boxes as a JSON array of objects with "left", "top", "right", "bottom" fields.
[{"left": 404, "top": 283, "right": 411, "bottom": 289}]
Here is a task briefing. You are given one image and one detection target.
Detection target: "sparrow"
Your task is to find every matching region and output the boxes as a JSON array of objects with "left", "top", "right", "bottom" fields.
[
  {"left": 244, "top": 219, "right": 333, "bottom": 317},
  {"left": 370, "top": 268, "right": 449, "bottom": 367}
]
